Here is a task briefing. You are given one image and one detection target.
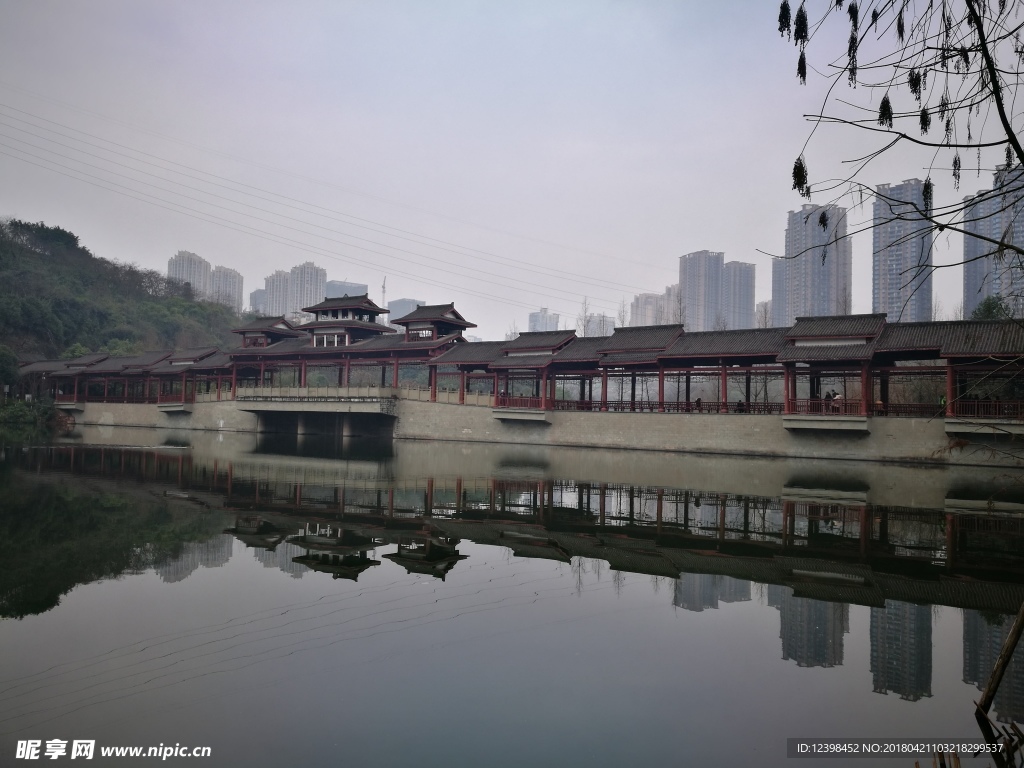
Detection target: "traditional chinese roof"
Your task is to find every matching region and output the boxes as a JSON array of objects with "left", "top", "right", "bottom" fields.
[
  {"left": 786, "top": 314, "right": 887, "bottom": 339},
  {"left": 348, "top": 333, "right": 461, "bottom": 351},
  {"left": 430, "top": 341, "right": 508, "bottom": 366},
  {"left": 17, "top": 359, "right": 69, "bottom": 375},
  {"left": 660, "top": 328, "right": 788, "bottom": 359},
  {"left": 88, "top": 351, "right": 174, "bottom": 374},
  {"left": 502, "top": 330, "right": 576, "bottom": 351},
  {"left": 302, "top": 294, "right": 387, "bottom": 314},
  {"left": 877, "top": 320, "right": 1024, "bottom": 357},
  {"left": 231, "top": 316, "right": 303, "bottom": 336},
  {"left": 390, "top": 303, "right": 476, "bottom": 328},
  {"left": 489, "top": 354, "right": 556, "bottom": 370},
  {"left": 551, "top": 336, "right": 611, "bottom": 363},
  {"left": 63, "top": 353, "right": 110, "bottom": 368},
  {"left": 168, "top": 347, "right": 220, "bottom": 363},
  {"left": 298, "top": 319, "right": 396, "bottom": 333},
  {"left": 597, "top": 325, "right": 684, "bottom": 352},
  {"left": 776, "top": 343, "right": 876, "bottom": 363}
]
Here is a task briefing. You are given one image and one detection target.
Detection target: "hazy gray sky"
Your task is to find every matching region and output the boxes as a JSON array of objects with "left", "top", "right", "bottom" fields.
[{"left": 0, "top": 1, "right": 970, "bottom": 339}]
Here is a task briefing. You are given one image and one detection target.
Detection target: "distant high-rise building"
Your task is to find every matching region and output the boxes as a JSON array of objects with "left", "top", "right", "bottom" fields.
[
  {"left": 963, "top": 609, "right": 1024, "bottom": 723},
  {"left": 288, "top": 261, "right": 326, "bottom": 322},
  {"left": 210, "top": 266, "right": 244, "bottom": 313},
  {"left": 326, "top": 280, "right": 369, "bottom": 298},
  {"left": 680, "top": 250, "right": 725, "bottom": 331},
  {"left": 963, "top": 166, "right": 1024, "bottom": 317},
  {"left": 678, "top": 251, "right": 755, "bottom": 331},
  {"left": 873, "top": 179, "right": 933, "bottom": 322},
  {"left": 388, "top": 298, "right": 426, "bottom": 329},
  {"left": 167, "top": 250, "right": 211, "bottom": 298},
  {"left": 673, "top": 574, "right": 751, "bottom": 612},
  {"left": 773, "top": 204, "right": 852, "bottom": 326},
  {"left": 249, "top": 288, "right": 267, "bottom": 315},
  {"left": 265, "top": 270, "right": 291, "bottom": 317},
  {"left": 154, "top": 535, "right": 233, "bottom": 583},
  {"left": 629, "top": 294, "right": 663, "bottom": 327},
  {"left": 870, "top": 600, "right": 932, "bottom": 701},
  {"left": 767, "top": 584, "right": 850, "bottom": 668},
  {"left": 529, "top": 307, "right": 561, "bottom": 332},
  {"left": 723, "top": 261, "right": 756, "bottom": 330},
  {"left": 583, "top": 313, "right": 615, "bottom": 337}
]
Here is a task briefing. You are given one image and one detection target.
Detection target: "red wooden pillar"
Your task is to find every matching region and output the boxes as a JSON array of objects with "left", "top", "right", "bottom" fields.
[
  {"left": 859, "top": 506, "right": 868, "bottom": 558},
  {"left": 600, "top": 368, "right": 608, "bottom": 411},
  {"left": 860, "top": 363, "right": 870, "bottom": 416},
  {"left": 492, "top": 373, "right": 499, "bottom": 405},
  {"left": 540, "top": 371, "right": 548, "bottom": 409},
  {"left": 300, "top": 361, "right": 307, "bottom": 388},
  {"left": 259, "top": 362, "right": 266, "bottom": 387},
  {"left": 782, "top": 365, "right": 792, "bottom": 414},
  {"left": 230, "top": 365, "right": 237, "bottom": 399},
  {"left": 102, "top": 378, "right": 108, "bottom": 402},
  {"left": 946, "top": 362, "right": 955, "bottom": 416},
  {"left": 425, "top": 478, "right": 434, "bottom": 515},
  {"left": 392, "top": 359, "right": 399, "bottom": 388},
  {"left": 656, "top": 489, "right": 664, "bottom": 534},
  {"left": 181, "top": 371, "right": 187, "bottom": 402},
  {"left": 719, "top": 365, "right": 728, "bottom": 412},
  {"left": 430, "top": 367, "right": 438, "bottom": 402},
  {"left": 459, "top": 371, "right": 467, "bottom": 404},
  {"left": 216, "top": 375, "right": 222, "bottom": 401},
  {"left": 657, "top": 367, "right": 665, "bottom": 412},
  {"left": 343, "top": 361, "right": 351, "bottom": 387},
  {"left": 455, "top": 477, "right": 463, "bottom": 512},
  {"left": 599, "top": 483, "right": 606, "bottom": 526}
]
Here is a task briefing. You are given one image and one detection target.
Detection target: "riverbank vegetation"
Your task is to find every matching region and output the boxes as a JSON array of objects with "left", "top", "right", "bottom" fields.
[{"left": 0, "top": 219, "right": 243, "bottom": 359}]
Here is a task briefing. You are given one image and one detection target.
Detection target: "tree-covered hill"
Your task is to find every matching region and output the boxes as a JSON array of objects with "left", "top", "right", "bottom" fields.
[{"left": 0, "top": 219, "right": 244, "bottom": 359}]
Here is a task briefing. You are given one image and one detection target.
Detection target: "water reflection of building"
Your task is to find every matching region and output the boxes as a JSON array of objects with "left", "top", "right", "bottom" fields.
[
  {"left": 673, "top": 573, "right": 751, "bottom": 612},
  {"left": 252, "top": 541, "right": 309, "bottom": 579},
  {"left": 767, "top": 584, "right": 849, "bottom": 668},
  {"left": 963, "top": 610, "right": 1024, "bottom": 723},
  {"left": 870, "top": 600, "right": 932, "bottom": 701},
  {"left": 155, "top": 535, "right": 233, "bottom": 583}
]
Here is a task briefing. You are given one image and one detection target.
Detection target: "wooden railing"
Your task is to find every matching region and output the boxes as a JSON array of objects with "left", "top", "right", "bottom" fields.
[
  {"left": 788, "top": 398, "right": 864, "bottom": 416},
  {"left": 953, "top": 400, "right": 1024, "bottom": 420}
]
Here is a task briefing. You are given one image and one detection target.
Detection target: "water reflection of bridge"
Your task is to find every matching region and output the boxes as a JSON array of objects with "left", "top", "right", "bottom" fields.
[
  {"left": 26, "top": 444, "right": 1024, "bottom": 613},
  {"left": 12, "top": 441, "right": 1024, "bottom": 724}
]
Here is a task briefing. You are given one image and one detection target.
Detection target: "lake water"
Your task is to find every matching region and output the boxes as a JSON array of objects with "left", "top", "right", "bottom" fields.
[{"left": 2, "top": 426, "right": 1023, "bottom": 767}]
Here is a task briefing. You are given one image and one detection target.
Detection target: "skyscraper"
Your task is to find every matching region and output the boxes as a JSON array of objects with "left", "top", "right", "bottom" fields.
[
  {"left": 678, "top": 251, "right": 756, "bottom": 331},
  {"left": 210, "top": 266, "right": 244, "bottom": 313},
  {"left": 167, "top": 250, "right": 211, "bottom": 298},
  {"left": 873, "top": 179, "right": 933, "bottom": 322},
  {"left": 528, "top": 307, "right": 560, "bottom": 332},
  {"left": 963, "top": 609, "right": 1024, "bottom": 723},
  {"left": 723, "top": 261, "right": 756, "bottom": 330},
  {"left": 249, "top": 288, "right": 267, "bottom": 315},
  {"left": 773, "top": 205, "right": 852, "bottom": 327},
  {"left": 679, "top": 250, "right": 725, "bottom": 331},
  {"left": 288, "top": 261, "right": 327, "bottom": 321},
  {"left": 963, "top": 165, "right": 1024, "bottom": 317},
  {"left": 389, "top": 298, "right": 426, "bottom": 328},
  {"left": 265, "top": 270, "right": 291, "bottom": 317},
  {"left": 870, "top": 600, "right": 932, "bottom": 701},
  {"left": 767, "top": 584, "right": 850, "bottom": 668},
  {"left": 326, "top": 280, "right": 369, "bottom": 298},
  {"left": 629, "top": 294, "right": 662, "bottom": 326}
]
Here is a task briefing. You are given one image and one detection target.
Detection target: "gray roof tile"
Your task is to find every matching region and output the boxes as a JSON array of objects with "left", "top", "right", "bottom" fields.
[
  {"left": 786, "top": 314, "right": 886, "bottom": 339},
  {"left": 597, "top": 325, "right": 683, "bottom": 352}
]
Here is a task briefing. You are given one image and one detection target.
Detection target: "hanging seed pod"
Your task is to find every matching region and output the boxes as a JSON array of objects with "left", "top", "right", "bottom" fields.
[
  {"left": 794, "top": 4, "right": 808, "bottom": 45},
  {"left": 778, "top": 0, "right": 791, "bottom": 38},
  {"left": 797, "top": 50, "right": 807, "bottom": 83},
  {"left": 923, "top": 177, "right": 933, "bottom": 213},
  {"left": 920, "top": 107, "right": 931, "bottom": 134},
  {"left": 878, "top": 94, "right": 894, "bottom": 128}
]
